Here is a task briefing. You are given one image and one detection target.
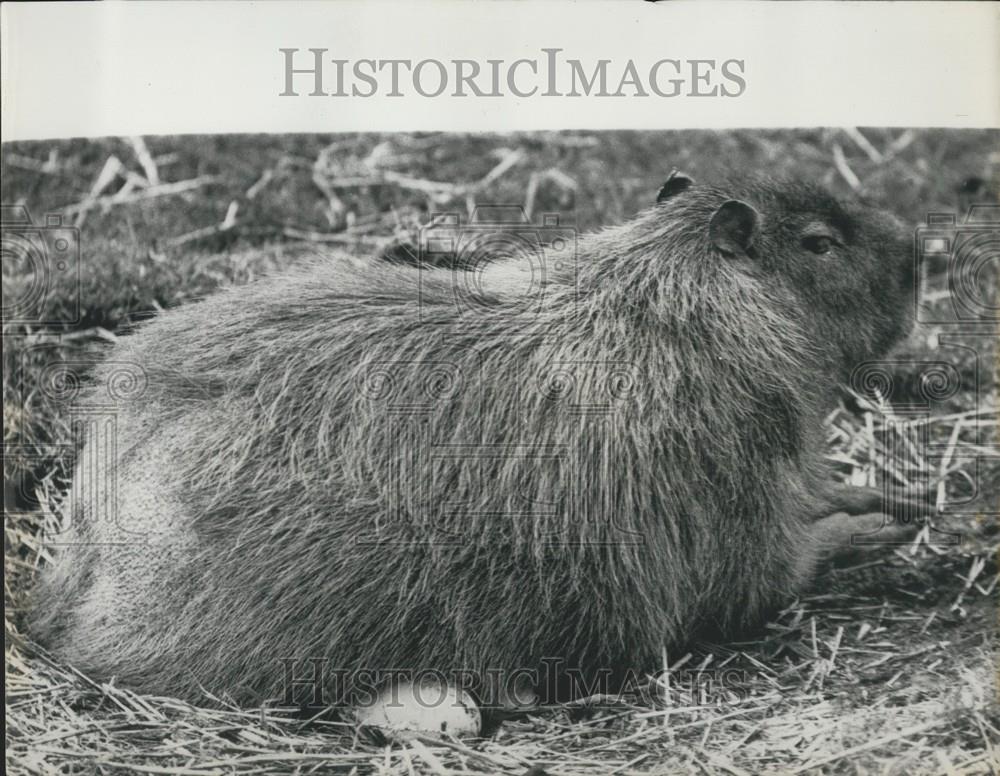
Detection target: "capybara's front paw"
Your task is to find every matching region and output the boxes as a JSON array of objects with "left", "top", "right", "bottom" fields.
[
  {"left": 819, "top": 483, "right": 937, "bottom": 521},
  {"left": 811, "top": 510, "right": 922, "bottom": 566}
]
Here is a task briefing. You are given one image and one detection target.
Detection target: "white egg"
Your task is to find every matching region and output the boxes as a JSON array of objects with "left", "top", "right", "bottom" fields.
[{"left": 352, "top": 679, "right": 481, "bottom": 737}]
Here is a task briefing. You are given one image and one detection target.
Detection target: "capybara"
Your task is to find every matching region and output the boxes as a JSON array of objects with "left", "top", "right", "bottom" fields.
[{"left": 30, "top": 172, "right": 918, "bottom": 709}]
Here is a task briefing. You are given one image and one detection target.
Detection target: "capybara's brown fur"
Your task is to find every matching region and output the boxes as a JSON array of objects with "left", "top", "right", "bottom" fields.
[{"left": 30, "top": 174, "right": 916, "bottom": 708}]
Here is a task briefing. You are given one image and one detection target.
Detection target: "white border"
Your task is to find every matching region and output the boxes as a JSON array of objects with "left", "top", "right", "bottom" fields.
[{"left": 2, "top": 0, "right": 998, "bottom": 142}]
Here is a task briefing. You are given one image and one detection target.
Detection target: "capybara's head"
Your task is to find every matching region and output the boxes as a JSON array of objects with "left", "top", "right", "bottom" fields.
[{"left": 654, "top": 172, "right": 916, "bottom": 377}]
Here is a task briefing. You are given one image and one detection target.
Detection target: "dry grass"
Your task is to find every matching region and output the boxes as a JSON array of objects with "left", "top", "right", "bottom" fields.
[
  {"left": 6, "top": 531, "right": 998, "bottom": 774},
  {"left": 4, "top": 130, "right": 999, "bottom": 774}
]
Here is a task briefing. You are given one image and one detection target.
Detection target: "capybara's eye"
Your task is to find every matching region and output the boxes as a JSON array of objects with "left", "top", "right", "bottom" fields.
[{"left": 802, "top": 235, "right": 834, "bottom": 254}]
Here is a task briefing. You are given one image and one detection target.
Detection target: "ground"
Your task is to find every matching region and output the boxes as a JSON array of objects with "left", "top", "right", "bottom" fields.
[{"left": 3, "top": 130, "right": 998, "bottom": 774}]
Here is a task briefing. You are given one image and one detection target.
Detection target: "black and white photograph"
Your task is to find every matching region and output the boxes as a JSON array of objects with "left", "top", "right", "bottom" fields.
[{"left": 3, "top": 3, "right": 998, "bottom": 774}]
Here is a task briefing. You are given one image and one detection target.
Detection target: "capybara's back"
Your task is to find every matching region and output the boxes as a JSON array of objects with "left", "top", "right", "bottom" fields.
[{"left": 31, "top": 174, "right": 915, "bottom": 706}]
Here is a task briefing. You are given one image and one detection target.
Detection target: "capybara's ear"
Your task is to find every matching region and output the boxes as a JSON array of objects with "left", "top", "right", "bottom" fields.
[
  {"left": 709, "top": 199, "right": 759, "bottom": 257},
  {"left": 656, "top": 170, "right": 695, "bottom": 203}
]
